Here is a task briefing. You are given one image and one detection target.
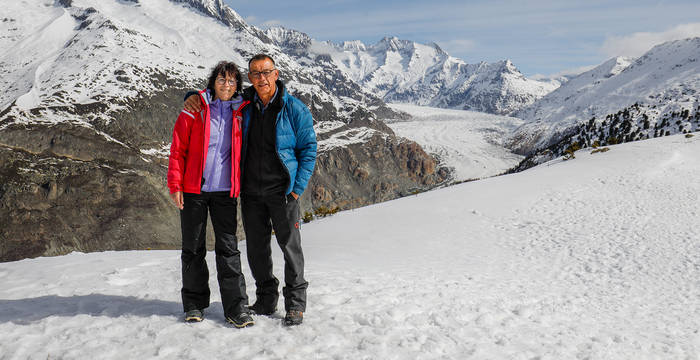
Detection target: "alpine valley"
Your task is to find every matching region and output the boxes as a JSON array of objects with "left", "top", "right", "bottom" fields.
[{"left": 1, "top": 0, "right": 699, "bottom": 262}]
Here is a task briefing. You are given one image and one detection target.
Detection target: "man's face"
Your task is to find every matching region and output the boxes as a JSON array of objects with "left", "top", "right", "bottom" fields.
[{"left": 248, "top": 59, "right": 278, "bottom": 98}]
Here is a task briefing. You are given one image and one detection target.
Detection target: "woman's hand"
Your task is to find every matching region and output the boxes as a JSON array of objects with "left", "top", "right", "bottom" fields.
[
  {"left": 184, "top": 94, "right": 203, "bottom": 113},
  {"left": 170, "top": 191, "right": 184, "bottom": 210}
]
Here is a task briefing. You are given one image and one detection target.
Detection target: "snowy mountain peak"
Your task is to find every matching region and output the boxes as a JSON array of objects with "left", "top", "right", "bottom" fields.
[
  {"left": 582, "top": 56, "right": 633, "bottom": 80},
  {"left": 510, "top": 37, "right": 700, "bottom": 155},
  {"left": 265, "top": 26, "right": 311, "bottom": 51},
  {"left": 341, "top": 40, "right": 367, "bottom": 52},
  {"left": 648, "top": 36, "right": 700, "bottom": 53},
  {"left": 428, "top": 42, "right": 446, "bottom": 56},
  {"left": 496, "top": 59, "right": 520, "bottom": 75},
  {"left": 169, "top": 0, "right": 245, "bottom": 28},
  {"left": 632, "top": 36, "right": 700, "bottom": 69},
  {"left": 180, "top": 0, "right": 225, "bottom": 15},
  {"left": 376, "top": 36, "right": 413, "bottom": 52},
  {"left": 292, "top": 35, "right": 558, "bottom": 114},
  {"left": 608, "top": 56, "right": 633, "bottom": 76}
]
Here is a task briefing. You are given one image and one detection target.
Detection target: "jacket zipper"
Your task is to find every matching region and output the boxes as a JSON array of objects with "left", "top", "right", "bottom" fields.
[
  {"left": 199, "top": 93, "right": 208, "bottom": 194},
  {"left": 273, "top": 105, "right": 293, "bottom": 196},
  {"left": 232, "top": 101, "right": 249, "bottom": 198}
]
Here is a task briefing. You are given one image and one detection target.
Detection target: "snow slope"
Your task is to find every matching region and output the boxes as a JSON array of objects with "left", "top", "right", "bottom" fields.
[
  {"left": 0, "top": 0, "right": 389, "bottom": 133},
  {"left": 512, "top": 38, "right": 700, "bottom": 152},
  {"left": 1, "top": 0, "right": 233, "bottom": 113},
  {"left": 386, "top": 104, "right": 524, "bottom": 181},
  {"left": 1, "top": 134, "right": 698, "bottom": 359}
]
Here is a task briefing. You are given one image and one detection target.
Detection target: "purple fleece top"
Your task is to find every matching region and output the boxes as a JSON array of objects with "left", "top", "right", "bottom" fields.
[{"left": 201, "top": 90, "right": 243, "bottom": 192}]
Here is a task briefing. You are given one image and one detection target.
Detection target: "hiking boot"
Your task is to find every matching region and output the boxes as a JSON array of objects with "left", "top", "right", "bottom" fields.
[
  {"left": 284, "top": 310, "right": 303, "bottom": 326},
  {"left": 248, "top": 301, "right": 277, "bottom": 316},
  {"left": 226, "top": 312, "right": 255, "bottom": 328},
  {"left": 184, "top": 309, "right": 204, "bottom": 323}
]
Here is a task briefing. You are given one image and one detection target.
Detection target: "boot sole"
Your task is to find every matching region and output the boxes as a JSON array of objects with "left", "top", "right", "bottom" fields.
[
  {"left": 227, "top": 318, "right": 255, "bottom": 328},
  {"left": 185, "top": 315, "right": 203, "bottom": 322}
]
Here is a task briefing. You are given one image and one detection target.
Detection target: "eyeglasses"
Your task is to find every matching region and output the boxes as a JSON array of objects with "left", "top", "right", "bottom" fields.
[
  {"left": 216, "top": 78, "right": 237, "bottom": 86},
  {"left": 249, "top": 69, "right": 277, "bottom": 78}
]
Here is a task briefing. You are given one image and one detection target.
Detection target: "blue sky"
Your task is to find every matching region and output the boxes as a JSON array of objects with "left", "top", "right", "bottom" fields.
[{"left": 224, "top": 0, "right": 700, "bottom": 77}]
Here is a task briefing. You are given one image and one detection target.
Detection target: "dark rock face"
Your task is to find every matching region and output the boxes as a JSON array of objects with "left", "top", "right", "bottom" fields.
[
  {"left": 0, "top": 86, "right": 222, "bottom": 262},
  {"left": 0, "top": 145, "right": 179, "bottom": 262},
  {"left": 55, "top": 0, "right": 72, "bottom": 8},
  {"left": 0, "top": 122, "right": 139, "bottom": 164},
  {"left": 307, "top": 135, "right": 450, "bottom": 212}
]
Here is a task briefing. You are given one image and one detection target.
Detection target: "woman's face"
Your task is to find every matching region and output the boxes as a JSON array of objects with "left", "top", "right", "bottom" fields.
[{"left": 213, "top": 72, "right": 237, "bottom": 101}]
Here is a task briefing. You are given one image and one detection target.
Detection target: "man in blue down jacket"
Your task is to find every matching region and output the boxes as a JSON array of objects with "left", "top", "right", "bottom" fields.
[{"left": 185, "top": 54, "right": 317, "bottom": 326}]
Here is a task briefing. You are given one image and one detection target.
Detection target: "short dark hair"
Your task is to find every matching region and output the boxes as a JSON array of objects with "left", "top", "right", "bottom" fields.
[
  {"left": 206, "top": 61, "right": 242, "bottom": 97},
  {"left": 248, "top": 54, "right": 275, "bottom": 69}
]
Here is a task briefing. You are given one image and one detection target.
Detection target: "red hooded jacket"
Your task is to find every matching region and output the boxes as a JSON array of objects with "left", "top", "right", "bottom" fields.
[{"left": 167, "top": 89, "right": 249, "bottom": 198}]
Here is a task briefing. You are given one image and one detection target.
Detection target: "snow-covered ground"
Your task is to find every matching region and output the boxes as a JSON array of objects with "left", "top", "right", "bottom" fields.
[
  {"left": 387, "top": 103, "right": 525, "bottom": 181},
  {"left": 1, "top": 134, "right": 699, "bottom": 359}
]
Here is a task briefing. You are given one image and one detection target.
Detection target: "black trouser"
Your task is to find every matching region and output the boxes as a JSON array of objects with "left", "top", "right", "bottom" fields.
[
  {"left": 241, "top": 193, "right": 307, "bottom": 312},
  {"left": 180, "top": 191, "right": 248, "bottom": 318}
]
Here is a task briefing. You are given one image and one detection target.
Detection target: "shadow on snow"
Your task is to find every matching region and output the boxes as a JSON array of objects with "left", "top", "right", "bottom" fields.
[{"left": 0, "top": 294, "right": 215, "bottom": 324}]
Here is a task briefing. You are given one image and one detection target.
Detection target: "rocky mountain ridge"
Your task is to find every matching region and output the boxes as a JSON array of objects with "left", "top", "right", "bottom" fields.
[
  {"left": 265, "top": 28, "right": 560, "bottom": 115},
  {"left": 509, "top": 37, "right": 700, "bottom": 164}
]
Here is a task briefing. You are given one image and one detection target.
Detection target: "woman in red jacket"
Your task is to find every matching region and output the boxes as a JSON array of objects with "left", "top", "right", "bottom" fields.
[{"left": 167, "top": 61, "right": 253, "bottom": 328}]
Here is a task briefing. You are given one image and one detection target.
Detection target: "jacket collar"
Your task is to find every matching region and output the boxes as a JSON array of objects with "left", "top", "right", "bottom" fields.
[{"left": 243, "top": 80, "right": 286, "bottom": 106}]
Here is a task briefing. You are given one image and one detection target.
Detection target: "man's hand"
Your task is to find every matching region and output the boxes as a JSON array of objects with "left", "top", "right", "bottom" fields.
[
  {"left": 290, "top": 192, "right": 299, "bottom": 200},
  {"left": 170, "top": 191, "right": 184, "bottom": 210},
  {"left": 184, "top": 94, "right": 203, "bottom": 113}
]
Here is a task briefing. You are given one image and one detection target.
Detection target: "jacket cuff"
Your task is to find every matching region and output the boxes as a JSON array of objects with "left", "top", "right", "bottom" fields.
[
  {"left": 292, "top": 185, "right": 304, "bottom": 196},
  {"left": 184, "top": 90, "right": 199, "bottom": 102}
]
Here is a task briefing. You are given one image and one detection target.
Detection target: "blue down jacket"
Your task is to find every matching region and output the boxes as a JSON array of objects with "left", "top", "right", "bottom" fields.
[{"left": 241, "top": 81, "right": 317, "bottom": 196}]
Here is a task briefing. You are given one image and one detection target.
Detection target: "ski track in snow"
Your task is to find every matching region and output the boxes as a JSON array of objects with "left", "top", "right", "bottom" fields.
[{"left": 0, "top": 141, "right": 699, "bottom": 358}]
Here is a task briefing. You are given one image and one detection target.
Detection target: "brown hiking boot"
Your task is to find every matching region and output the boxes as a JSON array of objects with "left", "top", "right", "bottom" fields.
[{"left": 284, "top": 310, "right": 303, "bottom": 326}]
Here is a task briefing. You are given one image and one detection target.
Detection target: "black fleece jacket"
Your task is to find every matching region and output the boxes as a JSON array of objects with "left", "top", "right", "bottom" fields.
[{"left": 240, "top": 84, "right": 288, "bottom": 197}]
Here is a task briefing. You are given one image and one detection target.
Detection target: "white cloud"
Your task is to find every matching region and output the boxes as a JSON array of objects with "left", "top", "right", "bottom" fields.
[
  {"left": 261, "top": 19, "right": 283, "bottom": 28},
  {"left": 530, "top": 64, "right": 597, "bottom": 81},
  {"left": 242, "top": 16, "right": 281, "bottom": 29},
  {"left": 436, "top": 39, "right": 477, "bottom": 55},
  {"left": 601, "top": 22, "right": 700, "bottom": 58}
]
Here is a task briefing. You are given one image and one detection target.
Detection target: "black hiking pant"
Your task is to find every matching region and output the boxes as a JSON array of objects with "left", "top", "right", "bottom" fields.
[
  {"left": 241, "top": 193, "right": 307, "bottom": 312},
  {"left": 180, "top": 191, "right": 248, "bottom": 318}
]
